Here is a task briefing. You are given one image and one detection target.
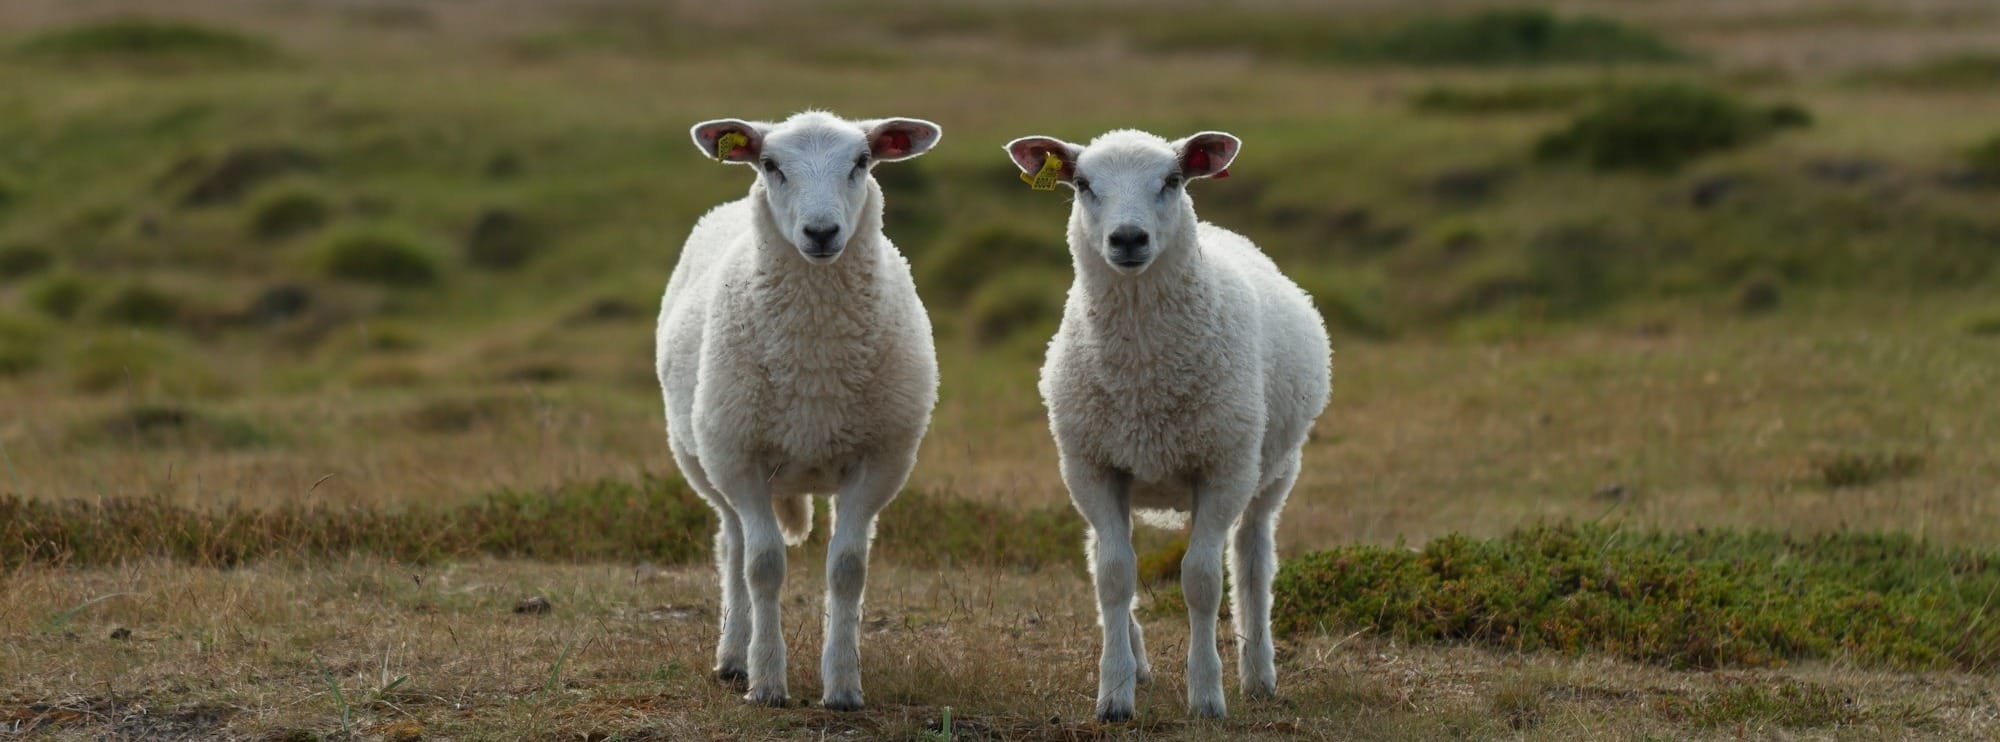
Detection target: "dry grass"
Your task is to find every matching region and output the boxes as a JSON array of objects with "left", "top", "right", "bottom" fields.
[
  {"left": 5, "top": 558, "right": 1996, "bottom": 740},
  {"left": 4, "top": 0, "right": 2000, "bottom": 737}
]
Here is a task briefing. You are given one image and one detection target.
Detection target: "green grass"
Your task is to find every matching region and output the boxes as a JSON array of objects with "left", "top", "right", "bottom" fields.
[
  {"left": 1273, "top": 524, "right": 2000, "bottom": 672},
  {"left": 315, "top": 226, "right": 445, "bottom": 287},
  {"left": 1346, "top": 9, "right": 1686, "bottom": 66},
  {"left": 15, "top": 19, "right": 280, "bottom": 66},
  {"left": 1535, "top": 83, "right": 1809, "bottom": 171},
  {"left": 1410, "top": 81, "right": 1604, "bottom": 114},
  {"left": 1858, "top": 53, "right": 2000, "bottom": 89}
]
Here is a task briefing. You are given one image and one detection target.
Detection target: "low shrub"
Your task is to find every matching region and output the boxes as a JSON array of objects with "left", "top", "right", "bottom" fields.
[
  {"left": 317, "top": 226, "right": 444, "bottom": 287},
  {"left": 1536, "top": 84, "right": 1808, "bottom": 171},
  {"left": 16, "top": 19, "right": 280, "bottom": 65},
  {"left": 964, "top": 269, "right": 1064, "bottom": 347},
  {"left": 96, "top": 282, "right": 185, "bottom": 327},
  {"left": 248, "top": 183, "right": 333, "bottom": 241},
  {"left": 1273, "top": 524, "right": 2000, "bottom": 671},
  {"left": 0, "top": 243, "right": 52, "bottom": 280},
  {"left": 27, "top": 272, "right": 91, "bottom": 320}
]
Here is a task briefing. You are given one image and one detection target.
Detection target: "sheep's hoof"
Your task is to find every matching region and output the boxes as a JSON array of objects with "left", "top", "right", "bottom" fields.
[
  {"left": 821, "top": 690, "right": 864, "bottom": 712},
  {"left": 714, "top": 666, "right": 748, "bottom": 689},
  {"left": 1095, "top": 702, "right": 1134, "bottom": 723},
  {"left": 1135, "top": 665, "right": 1154, "bottom": 686},
  {"left": 1242, "top": 682, "right": 1279, "bottom": 702},
  {"left": 1189, "top": 698, "right": 1227, "bottom": 719},
  {"left": 743, "top": 687, "right": 790, "bottom": 707}
]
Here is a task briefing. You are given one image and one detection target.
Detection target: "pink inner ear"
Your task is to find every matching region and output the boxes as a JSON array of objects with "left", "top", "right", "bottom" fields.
[
  {"left": 885, "top": 130, "right": 911, "bottom": 155},
  {"left": 1186, "top": 148, "right": 1211, "bottom": 174}
]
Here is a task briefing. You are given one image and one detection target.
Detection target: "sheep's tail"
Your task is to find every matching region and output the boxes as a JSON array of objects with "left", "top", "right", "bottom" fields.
[{"left": 775, "top": 495, "right": 813, "bottom": 546}]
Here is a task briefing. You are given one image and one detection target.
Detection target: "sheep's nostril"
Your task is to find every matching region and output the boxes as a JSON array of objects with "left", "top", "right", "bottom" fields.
[
  {"left": 803, "top": 224, "right": 841, "bottom": 250},
  {"left": 1108, "top": 226, "right": 1149, "bottom": 251}
]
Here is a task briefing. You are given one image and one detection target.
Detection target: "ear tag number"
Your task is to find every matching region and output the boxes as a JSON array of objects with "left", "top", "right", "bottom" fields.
[
  {"left": 1020, "top": 151, "right": 1062, "bottom": 191},
  {"left": 715, "top": 131, "right": 748, "bottom": 161}
]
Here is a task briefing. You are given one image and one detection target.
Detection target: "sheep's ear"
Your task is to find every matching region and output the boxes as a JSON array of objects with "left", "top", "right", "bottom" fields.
[
  {"left": 1174, "top": 131, "right": 1240, "bottom": 180},
  {"left": 863, "top": 118, "right": 941, "bottom": 162},
  {"left": 1004, "top": 136, "right": 1080, "bottom": 186},
  {"left": 691, "top": 119, "right": 766, "bottom": 164}
]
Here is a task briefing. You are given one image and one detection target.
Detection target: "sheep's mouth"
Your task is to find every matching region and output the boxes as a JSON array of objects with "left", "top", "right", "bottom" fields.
[
  {"left": 798, "top": 247, "right": 844, "bottom": 263},
  {"left": 1109, "top": 256, "right": 1151, "bottom": 273}
]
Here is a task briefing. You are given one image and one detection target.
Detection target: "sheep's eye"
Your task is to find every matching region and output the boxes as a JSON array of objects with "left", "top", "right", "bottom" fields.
[
  {"left": 1163, "top": 175, "right": 1183, "bottom": 191},
  {"left": 1075, "top": 177, "right": 1092, "bottom": 193},
  {"left": 761, "top": 159, "right": 780, "bottom": 175},
  {"left": 853, "top": 155, "right": 869, "bottom": 170}
]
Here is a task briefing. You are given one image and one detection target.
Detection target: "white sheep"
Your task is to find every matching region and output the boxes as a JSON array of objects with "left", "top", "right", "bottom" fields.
[
  {"left": 658, "top": 111, "right": 941, "bottom": 710},
  {"left": 1003, "top": 129, "right": 1331, "bottom": 720}
]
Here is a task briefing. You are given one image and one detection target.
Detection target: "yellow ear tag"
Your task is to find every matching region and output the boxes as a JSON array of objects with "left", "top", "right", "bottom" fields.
[
  {"left": 715, "top": 131, "right": 748, "bottom": 161},
  {"left": 1020, "top": 151, "right": 1063, "bottom": 191}
]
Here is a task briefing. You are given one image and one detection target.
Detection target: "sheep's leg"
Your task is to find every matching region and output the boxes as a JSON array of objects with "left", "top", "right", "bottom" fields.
[
  {"left": 1128, "top": 611, "right": 1153, "bottom": 685},
  {"left": 1182, "top": 482, "right": 1244, "bottom": 719},
  {"left": 712, "top": 508, "right": 750, "bottom": 686},
  {"left": 720, "top": 471, "right": 790, "bottom": 707},
  {"left": 1231, "top": 458, "right": 1296, "bottom": 701},
  {"left": 821, "top": 454, "right": 911, "bottom": 711},
  {"left": 673, "top": 449, "right": 749, "bottom": 685},
  {"left": 1068, "top": 461, "right": 1138, "bottom": 722}
]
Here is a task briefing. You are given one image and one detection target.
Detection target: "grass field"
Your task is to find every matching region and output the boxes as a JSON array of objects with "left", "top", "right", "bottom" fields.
[{"left": 3, "top": 0, "right": 2000, "bottom": 738}]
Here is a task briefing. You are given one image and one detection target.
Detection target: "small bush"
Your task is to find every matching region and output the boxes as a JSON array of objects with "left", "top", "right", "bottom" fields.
[
  {"left": 1861, "top": 53, "right": 2000, "bottom": 89},
  {"left": 1968, "top": 134, "right": 2000, "bottom": 178},
  {"left": 0, "top": 243, "right": 52, "bottom": 280},
  {"left": 317, "top": 227, "right": 443, "bottom": 287},
  {"left": 965, "top": 269, "right": 1064, "bottom": 347},
  {"left": 96, "top": 282, "right": 185, "bottom": 327},
  {"left": 464, "top": 208, "right": 544, "bottom": 270},
  {"left": 1813, "top": 451, "right": 1925, "bottom": 489},
  {"left": 67, "top": 333, "right": 220, "bottom": 396},
  {"left": 178, "top": 146, "right": 324, "bottom": 207},
  {"left": 1962, "top": 310, "right": 2000, "bottom": 337},
  {"left": 79, "top": 404, "right": 273, "bottom": 450},
  {"left": 17, "top": 19, "right": 279, "bottom": 65},
  {"left": 919, "top": 224, "right": 1069, "bottom": 305},
  {"left": 1536, "top": 84, "right": 1806, "bottom": 172},
  {"left": 1351, "top": 9, "right": 1684, "bottom": 66},
  {"left": 248, "top": 183, "right": 332, "bottom": 241},
  {"left": 1273, "top": 524, "right": 2000, "bottom": 671},
  {"left": 0, "top": 313, "right": 49, "bottom": 376},
  {"left": 28, "top": 272, "right": 91, "bottom": 320}
]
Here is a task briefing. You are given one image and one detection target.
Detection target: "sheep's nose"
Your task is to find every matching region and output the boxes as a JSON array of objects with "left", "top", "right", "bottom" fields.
[
  {"left": 803, "top": 224, "right": 841, "bottom": 252},
  {"left": 1108, "top": 226, "right": 1149, "bottom": 252}
]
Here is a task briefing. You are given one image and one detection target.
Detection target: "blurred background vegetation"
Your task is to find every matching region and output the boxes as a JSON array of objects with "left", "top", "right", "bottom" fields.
[{"left": 0, "top": 0, "right": 1996, "bottom": 547}]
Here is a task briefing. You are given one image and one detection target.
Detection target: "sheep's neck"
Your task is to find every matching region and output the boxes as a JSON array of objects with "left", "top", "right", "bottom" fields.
[
  {"left": 1075, "top": 234, "right": 1220, "bottom": 359},
  {"left": 744, "top": 183, "right": 888, "bottom": 339}
]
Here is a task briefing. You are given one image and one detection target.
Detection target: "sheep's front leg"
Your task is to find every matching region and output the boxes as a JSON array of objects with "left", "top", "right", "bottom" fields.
[
  {"left": 720, "top": 471, "right": 790, "bottom": 706},
  {"left": 1231, "top": 459, "right": 1295, "bottom": 700},
  {"left": 1185, "top": 476, "right": 1253, "bottom": 719},
  {"left": 1066, "top": 460, "right": 1138, "bottom": 722},
  {"left": 821, "top": 454, "right": 913, "bottom": 711}
]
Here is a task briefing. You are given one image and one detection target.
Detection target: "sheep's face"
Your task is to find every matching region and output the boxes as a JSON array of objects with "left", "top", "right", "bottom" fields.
[
  {"left": 692, "top": 112, "right": 941, "bottom": 264},
  {"left": 1005, "top": 130, "right": 1239, "bottom": 276}
]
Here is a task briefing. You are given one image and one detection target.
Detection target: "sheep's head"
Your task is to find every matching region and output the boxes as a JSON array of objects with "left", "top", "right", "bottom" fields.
[
  {"left": 692, "top": 112, "right": 941, "bottom": 264},
  {"left": 1005, "top": 130, "right": 1239, "bottom": 275}
]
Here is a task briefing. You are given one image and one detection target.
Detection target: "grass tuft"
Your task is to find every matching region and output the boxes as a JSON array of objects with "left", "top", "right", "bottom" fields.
[
  {"left": 0, "top": 243, "right": 53, "bottom": 280},
  {"left": 316, "top": 226, "right": 444, "bottom": 287},
  {"left": 96, "top": 282, "right": 186, "bottom": 327},
  {"left": 1536, "top": 84, "right": 1807, "bottom": 171},
  {"left": 1273, "top": 524, "right": 2000, "bottom": 672},
  {"left": 27, "top": 272, "right": 92, "bottom": 320},
  {"left": 248, "top": 183, "right": 334, "bottom": 241},
  {"left": 16, "top": 19, "right": 280, "bottom": 66},
  {"left": 1813, "top": 451, "right": 1926, "bottom": 489},
  {"left": 964, "top": 269, "right": 1064, "bottom": 347}
]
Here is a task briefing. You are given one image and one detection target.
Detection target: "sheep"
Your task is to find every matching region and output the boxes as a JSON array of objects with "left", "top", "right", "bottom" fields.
[
  {"left": 658, "top": 111, "right": 941, "bottom": 711},
  {"left": 1003, "top": 129, "right": 1332, "bottom": 721}
]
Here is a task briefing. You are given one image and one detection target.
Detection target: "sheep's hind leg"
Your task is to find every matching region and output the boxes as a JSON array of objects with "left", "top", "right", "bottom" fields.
[
  {"left": 1069, "top": 461, "right": 1139, "bottom": 722},
  {"left": 1128, "top": 611, "right": 1153, "bottom": 685},
  {"left": 1231, "top": 457, "right": 1296, "bottom": 701},
  {"left": 675, "top": 450, "right": 749, "bottom": 686},
  {"left": 720, "top": 471, "right": 790, "bottom": 707},
  {"left": 820, "top": 453, "right": 914, "bottom": 711}
]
